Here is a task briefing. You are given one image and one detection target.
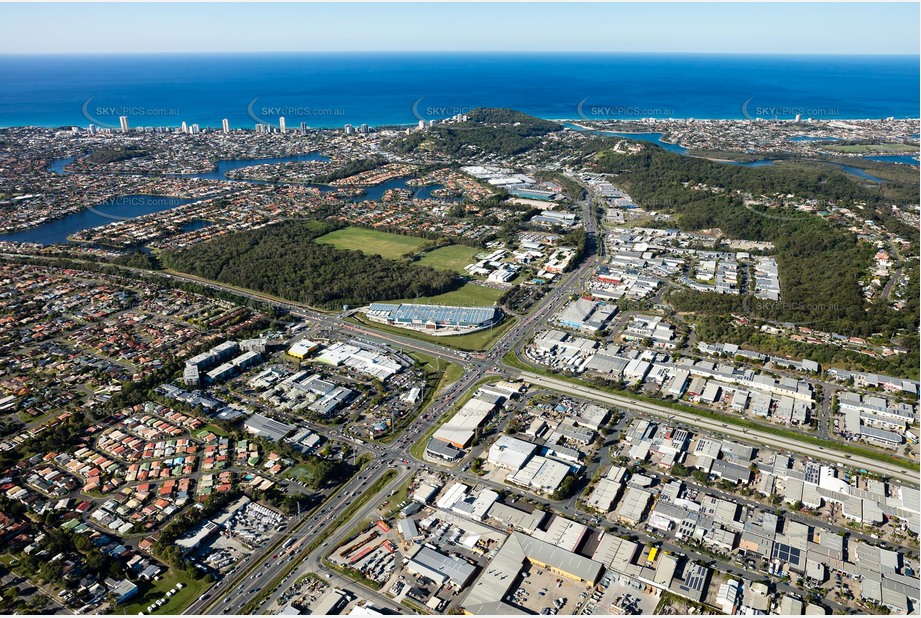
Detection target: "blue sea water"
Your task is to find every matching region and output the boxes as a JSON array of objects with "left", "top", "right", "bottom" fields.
[{"left": 0, "top": 53, "right": 917, "bottom": 129}]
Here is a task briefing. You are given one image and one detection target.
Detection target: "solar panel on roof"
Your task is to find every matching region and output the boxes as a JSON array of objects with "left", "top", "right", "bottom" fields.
[{"left": 772, "top": 543, "right": 801, "bottom": 564}]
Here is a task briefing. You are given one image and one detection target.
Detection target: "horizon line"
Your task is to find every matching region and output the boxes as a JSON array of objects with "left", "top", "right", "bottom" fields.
[
  {"left": 0, "top": 50, "right": 918, "bottom": 57},
  {"left": 6, "top": 115, "right": 921, "bottom": 131}
]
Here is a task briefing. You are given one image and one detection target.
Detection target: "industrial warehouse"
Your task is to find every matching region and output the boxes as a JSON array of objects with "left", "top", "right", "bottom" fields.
[
  {"left": 364, "top": 303, "right": 503, "bottom": 335},
  {"left": 461, "top": 531, "right": 604, "bottom": 614}
]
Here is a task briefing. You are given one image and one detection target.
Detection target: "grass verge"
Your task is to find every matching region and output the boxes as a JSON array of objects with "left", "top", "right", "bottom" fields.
[
  {"left": 115, "top": 568, "right": 208, "bottom": 615},
  {"left": 347, "top": 313, "right": 516, "bottom": 351},
  {"left": 401, "top": 598, "right": 432, "bottom": 614},
  {"left": 384, "top": 474, "right": 416, "bottom": 517}
]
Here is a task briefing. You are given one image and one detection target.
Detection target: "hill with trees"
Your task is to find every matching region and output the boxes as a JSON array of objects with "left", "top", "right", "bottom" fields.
[
  {"left": 593, "top": 145, "right": 918, "bottom": 371},
  {"left": 387, "top": 107, "right": 562, "bottom": 158}
]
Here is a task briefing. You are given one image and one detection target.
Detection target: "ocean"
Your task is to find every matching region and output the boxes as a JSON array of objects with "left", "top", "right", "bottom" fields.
[{"left": 0, "top": 52, "right": 917, "bottom": 129}]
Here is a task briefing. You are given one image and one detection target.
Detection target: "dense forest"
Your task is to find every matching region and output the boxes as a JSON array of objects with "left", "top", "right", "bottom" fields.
[
  {"left": 593, "top": 145, "right": 919, "bottom": 371},
  {"left": 388, "top": 107, "right": 562, "bottom": 157},
  {"left": 688, "top": 312, "right": 919, "bottom": 380},
  {"left": 465, "top": 108, "right": 562, "bottom": 133},
  {"left": 159, "top": 220, "right": 462, "bottom": 309},
  {"left": 596, "top": 147, "right": 906, "bottom": 208}
]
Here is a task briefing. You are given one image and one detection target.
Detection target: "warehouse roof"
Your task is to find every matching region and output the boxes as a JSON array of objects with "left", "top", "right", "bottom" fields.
[
  {"left": 591, "top": 534, "right": 640, "bottom": 569},
  {"left": 486, "top": 502, "right": 546, "bottom": 534},
  {"left": 462, "top": 532, "right": 603, "bottom": 614},
  {"left": 536, "top": 516, "right": 589, "bottom": 553},
  {"left": 488, "top": 435, "right": 537, "bottom": 471},
  {"left": 433, "top": 397, "right": 497, "bottom": 448},
  {"left": 367, "top": 303, "right": 501, "bottom": 328},
  {"left": 408, "top": 546, "right": 477, "bottom": 588}
]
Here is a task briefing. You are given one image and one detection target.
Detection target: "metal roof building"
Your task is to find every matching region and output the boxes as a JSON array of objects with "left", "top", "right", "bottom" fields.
[
  {"left": 486, "top": 502, "right": 546, "bottom": 535},
  {"left": 487, "top": 435, "right": 537, "bottom": 471},
  {"left": 243, "top": 413, "right": 295, "bottom": 442},
  {"left": 672, "top": 563, "right": 710, "bottom": 602},
  {"left": 366, "top": 303, "right": 501, "bottom": 333},
  {"left": 462, "top": 532, "right": 603, "bottom": 614},
  {"left": 397, "top": 518, "right": 420, "bottom": 542},
  {"left": 710, "top": 459, "right": 752, "bottom": 484},
  {"left": 424, "top": 438, "right": 462, "bottom": 462},
  {"left": 406, "top": 546, "right": 477, "bottom": 589},
  {"left": 584, "top": 477, "right": 623, "bottom": 513},
  {"left": 433, "top": 396, "right": 498, "bottom": 449},
  {"left": 508, "top": 455, "right": 570, "bottom": 493},
  {"left": 591, "top": 534, "right": 640, "bottom": 570},
  {"left": 536, "top": 516, "right": 589, "bottom": 553},
  {"left": 615, "top": 487, "right": 653, "bottom": 525}
]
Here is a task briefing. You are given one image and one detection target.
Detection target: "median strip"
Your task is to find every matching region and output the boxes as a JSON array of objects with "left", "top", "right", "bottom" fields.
[{"left": 240, "top": 470, "right": 398, "bottom": 613}]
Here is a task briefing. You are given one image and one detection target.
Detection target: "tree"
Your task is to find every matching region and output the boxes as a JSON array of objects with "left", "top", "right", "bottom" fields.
[
  {"left": 552, "top": 475, "right": 579, "bottom": 500},
  {"left": 160, "top": 220, "right": 463, "bottom": 310},
  {"left": 691, "top": 469, "right": 710, "bottom": 484}
]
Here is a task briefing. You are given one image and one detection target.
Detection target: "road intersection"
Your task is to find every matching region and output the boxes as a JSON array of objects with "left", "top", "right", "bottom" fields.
[{"left": 172, "top": 197, "right": 917, "bottom": 615}]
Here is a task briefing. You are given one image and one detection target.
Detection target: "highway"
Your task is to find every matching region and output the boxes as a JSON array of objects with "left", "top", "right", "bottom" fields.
[
  {"left": 17, "top": 198, "right": 914, "bottom": 615},
  {"left": 186, "top": 458, "right": 408, "bottom": 615},
  {"left": 183, "top": 209, "right": 604, "bottom": 615}
]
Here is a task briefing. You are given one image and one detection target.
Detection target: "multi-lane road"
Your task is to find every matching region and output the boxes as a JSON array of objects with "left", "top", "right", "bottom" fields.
[
  {"left": 40, "top": 199, "right": 913, "bottom": 615},
  {"left": 182, "top": 219, "right": 603, "bottom": 615}
]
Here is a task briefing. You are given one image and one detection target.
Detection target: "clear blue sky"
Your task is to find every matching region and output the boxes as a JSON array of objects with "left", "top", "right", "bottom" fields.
[{"left": 0, "top": 2, "right": 917, "bottom": 55}]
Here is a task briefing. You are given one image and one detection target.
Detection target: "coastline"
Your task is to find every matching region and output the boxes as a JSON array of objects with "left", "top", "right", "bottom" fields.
[{"left": 3, "top": 115, "right": 921, "bottom": 132}]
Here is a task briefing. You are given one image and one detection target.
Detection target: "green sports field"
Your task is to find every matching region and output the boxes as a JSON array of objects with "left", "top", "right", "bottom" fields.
[
  {"left": 314, "top": 227, "right": 427, "bottom": 259},
  {"left": 416, "top": 245, "right": 481, "bottom": 274},
  {"left": 385, "top": 282, "right": 503, "bottom": 306}
]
